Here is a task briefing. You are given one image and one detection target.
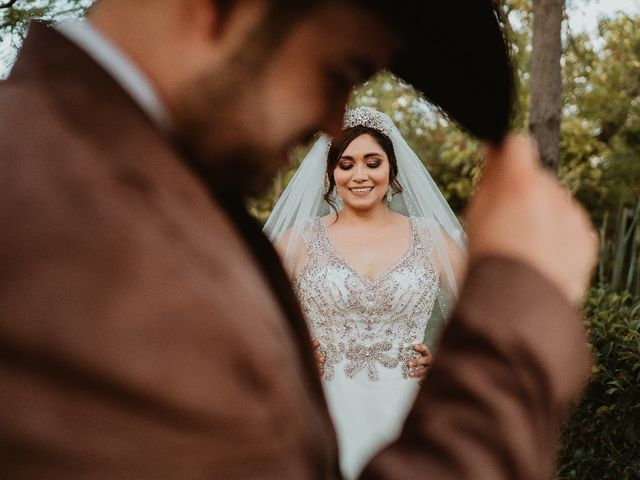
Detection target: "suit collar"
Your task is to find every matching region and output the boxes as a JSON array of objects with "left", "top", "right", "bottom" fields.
[
  {"left": 8, "top": 22, "right": 166, "bottom": 146},
  {"left": 55, "top": 19, "right": 172, "bottom": 131}
]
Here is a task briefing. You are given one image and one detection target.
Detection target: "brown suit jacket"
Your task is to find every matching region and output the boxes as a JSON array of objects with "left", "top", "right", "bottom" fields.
[{"left": 0, "top": 23, "right": 591, "bottom": 480}]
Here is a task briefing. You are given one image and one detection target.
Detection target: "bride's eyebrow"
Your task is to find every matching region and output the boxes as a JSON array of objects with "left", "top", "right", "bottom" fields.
[{"left": 339, "top": 153, "right": 383, "bottom": 161}]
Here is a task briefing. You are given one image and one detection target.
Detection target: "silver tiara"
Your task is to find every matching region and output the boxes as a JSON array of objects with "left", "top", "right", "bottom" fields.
[{"left": 343, "top": 106, "right": 394, "bottom": 136}]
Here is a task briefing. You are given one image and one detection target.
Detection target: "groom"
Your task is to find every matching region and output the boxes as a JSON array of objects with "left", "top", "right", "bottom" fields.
[{"left": 0, "top": 0, "right": 596, "bottom": 479}]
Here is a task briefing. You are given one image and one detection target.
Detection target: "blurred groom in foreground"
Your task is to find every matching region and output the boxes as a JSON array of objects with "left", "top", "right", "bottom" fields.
[{"left": 0, "top": 0, "right": 596, "bottom": 478}]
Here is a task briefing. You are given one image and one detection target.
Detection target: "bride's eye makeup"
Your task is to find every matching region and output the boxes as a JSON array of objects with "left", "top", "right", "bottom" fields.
[{"left": 337, "top": 157, "right": 382, "bottom": 170}]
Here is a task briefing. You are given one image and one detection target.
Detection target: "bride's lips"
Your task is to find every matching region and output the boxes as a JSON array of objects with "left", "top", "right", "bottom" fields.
[{"left": 348, "top": 186, "right": 374, "bottom": 197}]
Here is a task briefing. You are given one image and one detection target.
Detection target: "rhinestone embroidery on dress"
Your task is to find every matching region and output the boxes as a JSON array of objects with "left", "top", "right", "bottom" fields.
[{"left": 293, "top": 217, "right": 439, "bottom": 382}]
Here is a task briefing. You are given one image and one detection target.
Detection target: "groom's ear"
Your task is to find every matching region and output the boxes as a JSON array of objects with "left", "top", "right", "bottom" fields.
[
  {"left": 199, "top": 0, "right": 268, "bottom": 41},
  {"left": 205, "top": 0, "right": 320, "bottom": 47},
  {"left": 183, "top": 0, "right": 272, "bottom": 70}
]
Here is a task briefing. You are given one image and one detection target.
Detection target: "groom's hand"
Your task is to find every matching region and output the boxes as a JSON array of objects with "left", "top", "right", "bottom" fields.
[{"left": 465, "top": 135, "right": 598, "bottom": 304}]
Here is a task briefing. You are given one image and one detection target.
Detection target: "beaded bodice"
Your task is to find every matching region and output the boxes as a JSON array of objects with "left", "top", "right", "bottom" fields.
[{"left": 293, "top": 217, "right": 439, "bottom": 382}]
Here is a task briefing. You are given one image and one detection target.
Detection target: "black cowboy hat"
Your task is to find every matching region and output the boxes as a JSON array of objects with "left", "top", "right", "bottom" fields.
[{"left": 364, "top": 0, "right": 514, "bottom": 144}]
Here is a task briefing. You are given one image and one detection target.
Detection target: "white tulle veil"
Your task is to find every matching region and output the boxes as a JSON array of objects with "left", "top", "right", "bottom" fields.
[{"left": 264, "top": 107, "right": 467, "bottom": 347}]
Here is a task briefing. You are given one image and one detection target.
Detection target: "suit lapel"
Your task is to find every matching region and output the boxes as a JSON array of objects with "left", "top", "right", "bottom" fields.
[
  {"left": 193, "top": 187, "right": 330, "bottom": 405},
  {"left": 11, "top": 21, "right": 329, "bottom": 408}
]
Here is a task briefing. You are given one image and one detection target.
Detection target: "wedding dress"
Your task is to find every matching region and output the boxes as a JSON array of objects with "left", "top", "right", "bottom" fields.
[
  {"left": 294, "top": 216, "right": 440, "bottom": 479},
  {"left": 264, "top": 107, "right": 466, "bottom": 479}
]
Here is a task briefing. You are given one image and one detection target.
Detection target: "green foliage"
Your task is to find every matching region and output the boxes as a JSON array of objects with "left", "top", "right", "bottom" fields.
[
  {"left": 561, "top": 15, "right": 640, "bottom": 219},
  {"left": 556, "top": 287, "right": 640, "bottom": 479},
  {"left": 1, "top": 0, "right": 92, "bottom": 75},
  {"left": 597, "top": 200, "right": 640, "bottom": 296},
  {"left": 1, "top": 0, "right": 92, "bottom": 39},
  {"left": 252, "top": 6, "right": 640, "bottom": 228}
]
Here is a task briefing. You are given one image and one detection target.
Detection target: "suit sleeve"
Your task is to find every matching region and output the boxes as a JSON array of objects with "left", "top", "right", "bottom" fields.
[{"left": 362, "top": 256, "right": 592, "bottom": 480}]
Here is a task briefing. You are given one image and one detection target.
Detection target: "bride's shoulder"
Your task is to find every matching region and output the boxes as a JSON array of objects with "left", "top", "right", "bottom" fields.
[
  {"left": 277, "top": 216, "right": 321, "bottom": 247},
  {"left": 320, "top": 213, "right": 337, "bottom": 227},
  {"left": 406, "top": 215, "right": 438, "bottom": 232},
  {"left": 409, "top": 217, "right": 444, "bottom": 249}
]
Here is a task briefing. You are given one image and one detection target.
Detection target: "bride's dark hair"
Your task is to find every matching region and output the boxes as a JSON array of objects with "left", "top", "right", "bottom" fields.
[{"left": 324, "top": 126, "right": 403, "bottom": 216}]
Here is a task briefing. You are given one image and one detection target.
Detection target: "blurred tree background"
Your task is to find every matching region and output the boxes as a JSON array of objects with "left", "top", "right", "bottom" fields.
[
  {"left": 1, "top": 1, "right": 639, "bottom": 478},
  {"left": 254, "top": 3, "right": 640, "bottom": 475},
  {"left": 250, "top": 0, "right": 640, "bottom": 298},
  {"left": 0, "top": 0, "right": 92, "bottom": 72},
  {"left": 252, "top": 0, "right": 640, "bottom": 231},
  {"left": 0, "top": 0, "right": 90, "bottom": 36}
]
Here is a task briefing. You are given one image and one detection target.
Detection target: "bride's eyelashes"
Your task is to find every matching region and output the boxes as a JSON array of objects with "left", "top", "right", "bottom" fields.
[{"left": 337, "top": 160, "right": 382, "bottom": 170}]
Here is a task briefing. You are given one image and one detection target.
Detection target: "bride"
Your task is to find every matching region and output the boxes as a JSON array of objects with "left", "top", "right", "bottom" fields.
[{"left": 264, "top": 106, "right": 466, "bottom": 479}]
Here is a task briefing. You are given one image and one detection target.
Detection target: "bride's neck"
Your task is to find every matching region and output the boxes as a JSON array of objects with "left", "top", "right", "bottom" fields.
[{"left": 337, "top": 203, "right": 393, "bottom": 226}]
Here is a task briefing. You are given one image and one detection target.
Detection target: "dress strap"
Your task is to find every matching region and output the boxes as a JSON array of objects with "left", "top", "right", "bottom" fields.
[
  {"left": 411, "top": 217, "right": 436, "bottom": 256},
  {"left": 300, "top": 217, "right": 326, "bottom": 255}
]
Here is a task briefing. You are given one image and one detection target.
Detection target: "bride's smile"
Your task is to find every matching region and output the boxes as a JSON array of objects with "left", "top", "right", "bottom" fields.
[{"left": 348, "top": 186, "right": 374, "bottom": 196}]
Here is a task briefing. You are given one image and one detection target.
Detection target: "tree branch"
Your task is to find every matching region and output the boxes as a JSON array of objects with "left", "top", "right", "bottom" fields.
[{"left": 0, "top": 0, "right": 19, "bottom": 9}]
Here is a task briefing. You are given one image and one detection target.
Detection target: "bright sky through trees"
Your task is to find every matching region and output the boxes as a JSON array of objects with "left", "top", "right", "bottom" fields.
[
  {"left": 568, "top": 0, "right": 640, "bottom": 33},
  {"left": 2, "top": 0, "right": 640, "bottom": 78}
]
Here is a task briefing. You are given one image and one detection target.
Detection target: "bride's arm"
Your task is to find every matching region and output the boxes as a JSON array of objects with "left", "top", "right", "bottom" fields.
[
  {"left": 425, "top": 224, "right": 468, "bottom": 295},
  {"left": 274, "top": 230, "right": 326, "bottom": 376},
  {"left": 274, "top": 229, "right": 308, "bottom": 279},
  {"left": 442, "top": 231, "right": 468, "bottom": 289}
]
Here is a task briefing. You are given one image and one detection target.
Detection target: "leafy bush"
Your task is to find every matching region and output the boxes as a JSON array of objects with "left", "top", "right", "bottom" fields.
[{"left": 556, "top": 288, "right": 640, "bottom": 479}]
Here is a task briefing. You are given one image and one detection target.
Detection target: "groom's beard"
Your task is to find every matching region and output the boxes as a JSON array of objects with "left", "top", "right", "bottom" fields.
[
  {"left": 172, "top": 93, "right": 283, "bottom": 199},
  {"left": 190, "top": 147, "right": 281, "bottom": 199},
  {"left": 171, "top": 64, "right": 285, "bottom": 199}
]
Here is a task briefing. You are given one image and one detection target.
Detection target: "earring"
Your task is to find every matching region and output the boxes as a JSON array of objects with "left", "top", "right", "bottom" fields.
[{"left": 386, "top": 190, "right": 393, "bottom": 203}]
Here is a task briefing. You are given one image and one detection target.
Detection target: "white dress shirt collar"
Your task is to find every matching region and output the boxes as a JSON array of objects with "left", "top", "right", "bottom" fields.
[{"left": 56, "top": 19, "right": 172, "bottom": 131}]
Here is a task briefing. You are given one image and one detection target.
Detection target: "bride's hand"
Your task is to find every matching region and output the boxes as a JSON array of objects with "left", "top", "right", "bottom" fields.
[
  {"left": 408, "top": 343, "right": 433, "bottom": 380},
  {"left": 311, "top": 338, "right": 326, "bottom": 377}
]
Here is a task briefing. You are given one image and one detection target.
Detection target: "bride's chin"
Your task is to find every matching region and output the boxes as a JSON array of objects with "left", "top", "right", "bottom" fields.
[{"left": 342, "top": 200, "right": 381, "bottom": 212}]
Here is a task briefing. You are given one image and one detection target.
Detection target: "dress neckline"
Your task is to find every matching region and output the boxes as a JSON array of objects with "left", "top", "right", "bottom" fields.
[{"left": 318, "top": 216, "right": 416, "bottom": 287}]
